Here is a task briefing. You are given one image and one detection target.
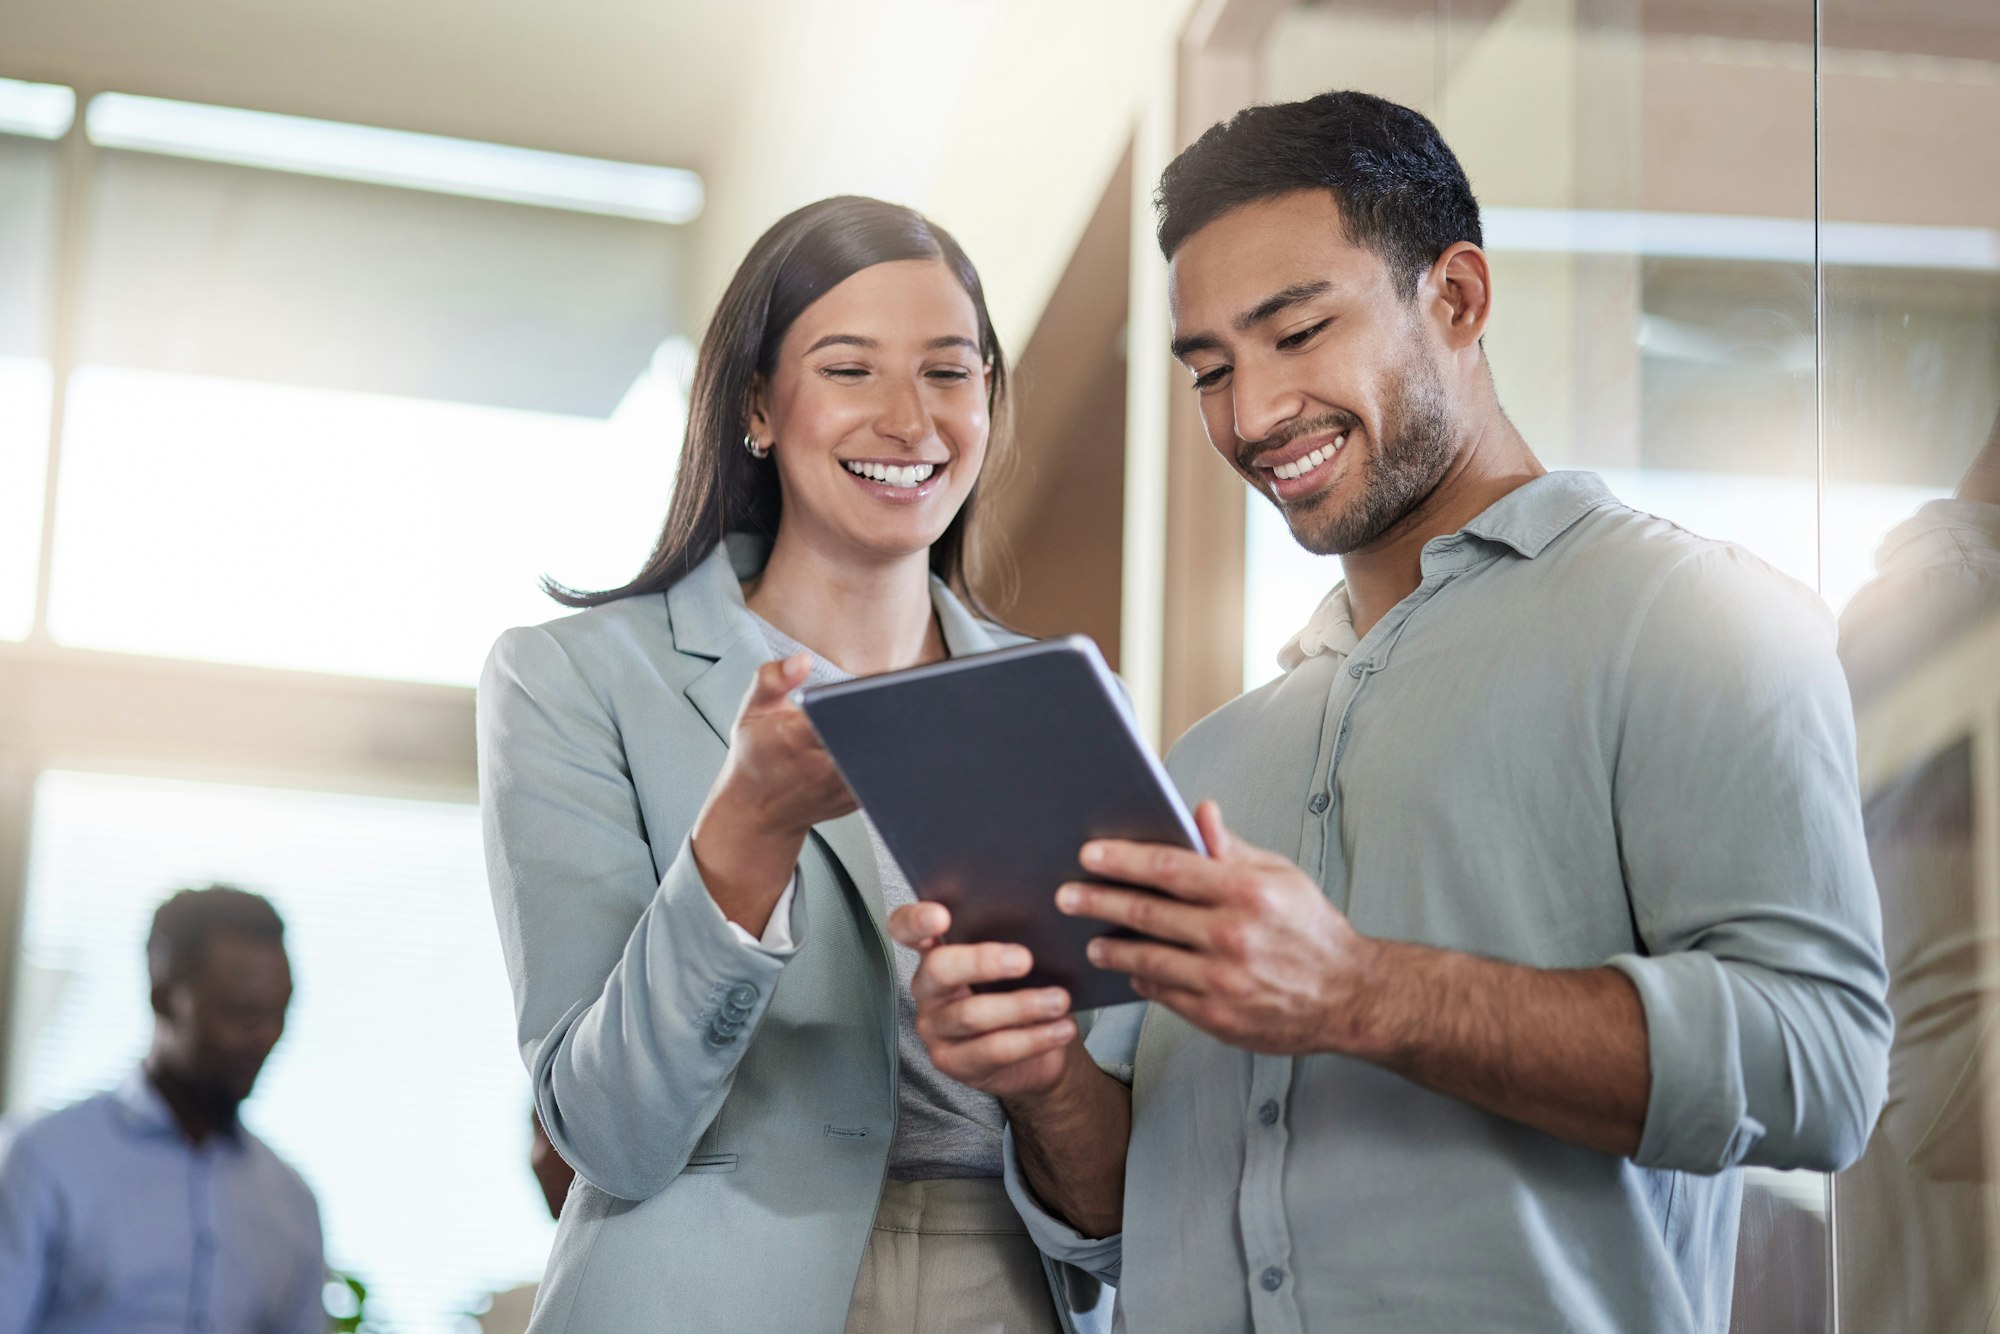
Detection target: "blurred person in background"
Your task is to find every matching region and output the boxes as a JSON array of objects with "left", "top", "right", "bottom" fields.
[
  {"left": 1832, "top": 408, "right": 2000, "bottom": 1331},
  {"left": 894, "top": 91, "right": 1890, "bottom": 1331},
  {"left": 480, "top": 195, "right": 1100, "bottom": 1332},
  {"left": 0, "top": 885, "right": 325, "bottom": 1334}
]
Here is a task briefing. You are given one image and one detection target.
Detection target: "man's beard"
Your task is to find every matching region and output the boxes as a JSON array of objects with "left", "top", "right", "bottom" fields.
[{"left": 1274, "top": 347, "right": 1457, "bottom": 557}]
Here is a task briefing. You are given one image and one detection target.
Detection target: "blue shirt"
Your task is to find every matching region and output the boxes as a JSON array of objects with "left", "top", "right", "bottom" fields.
[
  {"left": 0, "top": 1068, "right": 325, "bottom": 1334},
  {"left": 1008, "top": 471, "right": 1892, "bottom": 1333}
]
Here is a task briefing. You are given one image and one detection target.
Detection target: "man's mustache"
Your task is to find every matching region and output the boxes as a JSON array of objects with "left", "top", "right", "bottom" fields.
[{"left": 1238, "top": 411, "right": 1362, "bottom": 470}]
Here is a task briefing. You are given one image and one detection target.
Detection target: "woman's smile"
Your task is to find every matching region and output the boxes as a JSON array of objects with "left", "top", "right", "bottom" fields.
[{"left": 840, "top": 457, "right": 948, "bottom": 500}]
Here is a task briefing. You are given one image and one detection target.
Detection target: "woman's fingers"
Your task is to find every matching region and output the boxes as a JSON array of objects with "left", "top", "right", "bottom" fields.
[
  {"left": 887, "top": 902, "right": 953, "bottom": 949},
  {"left": 743, "top": 653, "right": 812, "bottom": 716}
]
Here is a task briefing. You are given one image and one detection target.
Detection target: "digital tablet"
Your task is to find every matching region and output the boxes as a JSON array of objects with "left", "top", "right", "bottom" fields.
[{"left": 799, "top": 635, "right": 1204, "bottom": 1011}]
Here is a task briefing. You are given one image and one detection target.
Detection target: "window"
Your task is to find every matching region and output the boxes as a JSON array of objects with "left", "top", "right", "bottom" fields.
[{"left": 0, "top": 81, "right": 70, "bottom": 641}]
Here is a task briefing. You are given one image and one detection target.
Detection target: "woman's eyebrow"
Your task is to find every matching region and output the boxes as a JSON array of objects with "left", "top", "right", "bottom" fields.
[{"left": 803, "top": 333, "right": 981, "bottom": 355}]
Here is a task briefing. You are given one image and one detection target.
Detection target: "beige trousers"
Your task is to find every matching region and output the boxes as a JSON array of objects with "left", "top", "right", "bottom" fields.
[{"left": 843, "top": 1177, "right": 1063, "bottom": 1334}]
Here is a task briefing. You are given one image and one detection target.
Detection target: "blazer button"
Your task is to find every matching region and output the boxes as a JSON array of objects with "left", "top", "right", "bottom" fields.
[{"left": 726, "top": 982, "right": 760, "bottom": 1008}]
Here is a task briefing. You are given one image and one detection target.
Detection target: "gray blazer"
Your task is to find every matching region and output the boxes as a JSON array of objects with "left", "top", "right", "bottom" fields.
[{"left": 479, "top": 535, "right": 1106, "bottom": 1332}]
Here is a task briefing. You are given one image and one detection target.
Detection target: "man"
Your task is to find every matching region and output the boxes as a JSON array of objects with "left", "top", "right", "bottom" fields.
[
  {"left": 890, "top": 91, "right": 1890, "bottom": 1331},
  {"left": 1830, "top": 412, "right": 2000, "bottom": 1331},
  {"left": 0, "top": 885, "right": 325, "bottom": 1333}
]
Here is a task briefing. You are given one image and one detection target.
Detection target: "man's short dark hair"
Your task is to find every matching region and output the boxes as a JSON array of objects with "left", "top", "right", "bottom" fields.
[
  {"left": 1154, "top": 90, "right": 1482, "bottom": 300},
  {"left": 147, "top": 885, "right": 286, "bottom": 988}
]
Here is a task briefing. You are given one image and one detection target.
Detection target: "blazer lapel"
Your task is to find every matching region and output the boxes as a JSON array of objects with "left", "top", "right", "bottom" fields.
[{"left": 668, "top": 536, "right": 891, "bottom": 937}]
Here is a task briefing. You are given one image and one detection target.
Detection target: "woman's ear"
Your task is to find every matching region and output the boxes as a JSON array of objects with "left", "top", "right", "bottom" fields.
[{"left": 746, "top": 377, "right": 773, "bottom": 444}]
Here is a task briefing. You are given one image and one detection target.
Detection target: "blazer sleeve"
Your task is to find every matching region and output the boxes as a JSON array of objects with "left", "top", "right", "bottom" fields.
[{"left": 479, "top": 624, "right": 800, "bottom": 1201}]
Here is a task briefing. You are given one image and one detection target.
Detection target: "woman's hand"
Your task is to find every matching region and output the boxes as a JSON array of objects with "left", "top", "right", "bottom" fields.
[{"left": 691, "top": 653, "right": 858, "bottom": 936}]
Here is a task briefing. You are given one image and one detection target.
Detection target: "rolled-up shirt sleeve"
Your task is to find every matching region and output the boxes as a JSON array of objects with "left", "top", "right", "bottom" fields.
[
  {"left": 1607, "top": 545, "right": 1891, "bottom": 1175},
  {"left": 1002, "top": 1000, "right": 1145, "bottom": 1286}
]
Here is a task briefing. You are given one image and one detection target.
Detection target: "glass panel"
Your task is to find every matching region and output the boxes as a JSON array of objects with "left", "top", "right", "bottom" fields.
[
  {"left": 1822, "top": 8, "right": 2000, "bottom": 1326},
  {"left": 8, "top": 770, "right": 557, "bottom": 1332},
  {"left": 46, "top": 144, "right": 691, "bottom": 684},
  {"left": 1255, "top": 2, "right": 1833, "bottom": 1326},
  {"left": 0, "top": 129, "right": 62, "bottom": 641}
]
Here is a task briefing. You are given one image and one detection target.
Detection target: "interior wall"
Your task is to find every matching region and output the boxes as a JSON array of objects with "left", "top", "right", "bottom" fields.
[{"left": 985, "top": 144, "right": 1132, "bottom": 668}]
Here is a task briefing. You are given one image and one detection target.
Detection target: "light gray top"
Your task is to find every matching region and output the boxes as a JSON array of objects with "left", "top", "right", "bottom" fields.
[
  {"left": 1005, "top": 471, "right": 1892, "bottom": 1334},
  {"left": 747, "top": 611, "right": 1006, "bottom": 1180},
  {"left": 478, "top": 535, "right": 1107, "bottom": 1333}
]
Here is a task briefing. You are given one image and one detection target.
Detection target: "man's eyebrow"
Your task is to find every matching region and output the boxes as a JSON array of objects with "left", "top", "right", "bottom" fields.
[
  {"left": 1169, "top": 280, "right": 1337, "bottom": 363},
  {"left": 1169, "top": 331, "right": 1224, "bottom": 362},
  {"left": 1236, "top": 280, "right": 1335, "bottom": 331}
]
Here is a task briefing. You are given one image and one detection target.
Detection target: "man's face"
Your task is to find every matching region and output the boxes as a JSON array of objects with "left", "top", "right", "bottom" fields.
[
  {"left": 1168, "top": 189, "right": 1459, "bottom": 556},
  {"left": 154, "top": 934, "right": 293, "bottom": 1106}
]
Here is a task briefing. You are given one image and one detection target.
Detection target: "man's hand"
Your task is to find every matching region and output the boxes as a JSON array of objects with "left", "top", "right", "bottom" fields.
[
  {"left": 887, "top": 902, "right": 1078, "bottom": 1103},
  {"left": 1060, "top": 800, "right": 1385, "bottom": 1057},
  {"left": 889, "top": 903, "right": 1133, "bottom": 1238}
]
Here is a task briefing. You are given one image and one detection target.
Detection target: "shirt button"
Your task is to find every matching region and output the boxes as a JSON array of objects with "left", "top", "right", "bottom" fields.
[
  {"left": 1261, "top": 1266, "right": 1285, "bottom": 1291},
  {"left": 1258, "top": 1099, "right": 1280, "bottom": 1127},
  {"left": 1348, "top": 662, "right": 1365, "bottom": 678},
  {"left": 1307, "top": 792, "right": 1330, "bottom": 815}
]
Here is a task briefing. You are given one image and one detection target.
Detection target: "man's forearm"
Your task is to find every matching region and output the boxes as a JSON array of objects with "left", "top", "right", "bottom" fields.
[
  {"left": 1338, "top": 941, "right": 1651, "bottom": 1157},
  {"left": 1004, "top": 1040, "right": 1132, "bottom": 1238}
]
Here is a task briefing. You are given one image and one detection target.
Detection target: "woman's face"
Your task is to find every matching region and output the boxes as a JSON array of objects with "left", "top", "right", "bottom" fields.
[{"left": 752, "top": 258, "right": 991, "bottom": 565}]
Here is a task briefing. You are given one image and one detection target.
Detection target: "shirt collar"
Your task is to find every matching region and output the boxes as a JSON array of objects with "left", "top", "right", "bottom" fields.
[
  {"left": 1454, "top": 470, "right": 1619, "bottom": 560},
  {"left": 1278, "top": 471, "right": 1617, "bottom": 670},
  {"left": 112, "top": 1066, "right": 244, "bottom": 1149},
  {"left": 1278, "top": 584, "right": 1359, "bottom": 672},
  {"left": 1873, "top": 497, "right": 2000, "bottom": 577}
]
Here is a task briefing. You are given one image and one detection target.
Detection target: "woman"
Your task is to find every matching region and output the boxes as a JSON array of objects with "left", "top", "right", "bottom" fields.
[{"left": 479, "top": 197, "right": 1100, "bottom": 1333}]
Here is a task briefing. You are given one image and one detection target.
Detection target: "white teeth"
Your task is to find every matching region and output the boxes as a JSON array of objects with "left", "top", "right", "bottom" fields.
[
  {"left": 843, "top": 460, "right": 936, "bottom": 489},
  {"left": 1271, "top": 434, "right": 1346, "bottom": 483}
]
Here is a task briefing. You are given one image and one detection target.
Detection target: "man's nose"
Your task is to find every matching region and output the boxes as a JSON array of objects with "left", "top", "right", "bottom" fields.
[{"left": 1230, "top": 360, "right": 1307, "bottom": 450}]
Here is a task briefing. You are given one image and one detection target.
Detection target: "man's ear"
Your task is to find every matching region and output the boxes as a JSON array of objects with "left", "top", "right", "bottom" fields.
[
  {"left": 1427, "top": 242, "right": 1493, "bottom": 352},
  {"left": 149, "top": 979, "right": 174, "bottom": 1019}
]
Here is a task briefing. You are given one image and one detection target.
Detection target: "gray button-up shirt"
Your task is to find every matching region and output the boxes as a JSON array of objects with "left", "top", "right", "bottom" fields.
[{"left": 1007, "top": 471, "right": 1891, "bottom": 1333}]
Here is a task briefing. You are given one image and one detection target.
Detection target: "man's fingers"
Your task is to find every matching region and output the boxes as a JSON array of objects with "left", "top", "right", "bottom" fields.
[
  {"left": 1086, "top": 935, "right": 1209, "bottom": 991},
  {"left": 937, "top": 1018, "right": 1077, "bottom": 1079},
  {"left": 1194, "top": 800, "right": 1233, "bottom": 858},
  {"left": 1055, "top": 883, "right": 1210, "bottom": 947},
  {"left": 887, "top": 901, "right": 953, "bottom": 949},
  {"left": 926, "top": 987, "right": 1071, "bottom": 1042},
  {"left": 1077, "top": 837, "right": 1234, "bottom": 903},
  {"left": 910, "top": 941, "right": 1034, "bottom": 1001}
]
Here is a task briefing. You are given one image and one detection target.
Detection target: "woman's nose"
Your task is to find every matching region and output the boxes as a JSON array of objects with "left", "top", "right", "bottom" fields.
[{"left": 875, "top": 374, "right": 931, "bottom": 445}]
